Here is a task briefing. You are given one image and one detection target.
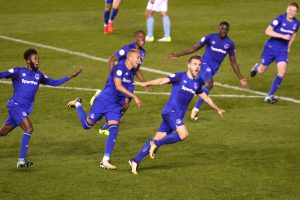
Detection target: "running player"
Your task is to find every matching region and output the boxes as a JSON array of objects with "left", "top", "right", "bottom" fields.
[
  {"left": 128, "top": 55, "right": 225, "bottom": 175},
  {"left": 250, "top": 2, "right": 299, "bottom": 103},
  {"left": 169, "top": 21, "right": 248, "bottom": 120},
  {"left": 67, "top": 50, "right": 142, "bottom": 170},
  {"left": 0, "top": 49, "right": 82, "bottom": 168}
]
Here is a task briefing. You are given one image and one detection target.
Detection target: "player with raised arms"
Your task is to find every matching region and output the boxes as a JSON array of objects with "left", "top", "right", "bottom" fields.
[
  {"left": 129, "top": 55, "right": 225, "bottom": 175},
  {"left": 169, "top": 21, "right": 248, "bottom": 120},
  {"left": 0, "top": 49, "right": 82, "bottom": 168}
]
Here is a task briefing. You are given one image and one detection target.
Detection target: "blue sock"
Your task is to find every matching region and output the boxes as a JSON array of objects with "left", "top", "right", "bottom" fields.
[
  {"left": 76, "top": 105, "right": 92, "bottom": 129},
  {"left": 104, "top": 10, "right": 110, "bottom": 25},
  {"left": 147, "top": 17, "right": 154, "bottom": 37},
  {"left": 268, "top": 76, "right": 283, "bottom": 96},
  {"left": 101, "top": 123, "right": 109, "bottom": 130},
  {"left": 104, "top": 124, "right": 119, "bottom": 158},
  {"left": 134, "top": 139, "right": 152, "bottom": 163},
  {"left": 19, "top": 132, "right": 31, "bottom": 160},
  {"left": 195, "top": 87, "right": 210, "bottom": 109},
  {"left": 109, "top": 9, "right": 118, "bottom": 22},
  {"left": 155, "top": 132, "right": 181, "bottom": 148},
  {"left": 162, "top": 16, "right": 171, "bottom": 37}
]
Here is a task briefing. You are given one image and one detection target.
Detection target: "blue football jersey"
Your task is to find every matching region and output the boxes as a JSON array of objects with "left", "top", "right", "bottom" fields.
[
  {"left": 97, "top": 62, "right": 134, "bottom": 104},
  {"left": 265, "top": 14, "right": 300, "bottom": 51},
  {"left": 162, "top": 72, "right": 204, "bottom": 118},
  {"left": 0, "top": 67, "right": 69, "bottom": 113},
  {"left": 114, "top": 42, "right": 146, "bottom": 75},
  {"left": 199, "top": 33, "right": 235, "bottom": 73}
]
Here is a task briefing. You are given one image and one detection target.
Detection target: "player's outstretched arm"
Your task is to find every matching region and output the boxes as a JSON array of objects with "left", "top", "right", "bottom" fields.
[
  {"left": 68, "top": 67, "right": 83, "bottom": 80},
  {"left": 229, "top": 56, "right": 249, "bottom": 89},
  {"left": 114, "top": 78, "right": 143, "bottom": 108},
  {"left": 198, "top": 92, "right": 225, "bottom": 117},
  {"left": 135, "top": 69, "right": 152, "bottom": 92},
  {"left": 134, "top": 77, "right": 170, "bottom": 87},
  {"left": 42, "top": 67, "right": 83, "bottom": 87},
  {"left": 265, "top": 25, "right": 291, "bottom": 40},
  {"left": 168, "top": 43, "right": 202, "bottom": 60}
]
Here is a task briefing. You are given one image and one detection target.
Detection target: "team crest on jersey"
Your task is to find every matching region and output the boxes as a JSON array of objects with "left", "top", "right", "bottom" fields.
[
  {"left": 293, "top": 24, "right": 297, "bottom": 30},
  {"left": 22, "top": 73, "right": 26, "bottom": 77},
  {"left": 176, "top": 119, "right": 182, "bottom": 124},
  {"left": 194, "top": 83, "right": 198, "bottom": 89},
  {"left": 90, "top": 113, "right": 95, "bottom": 119},
  {"left": 35, "top": 74, "right": 40, "bottom": 80},
  {"left": 224, "top": 43, "right": 229, "bottom": 49}
]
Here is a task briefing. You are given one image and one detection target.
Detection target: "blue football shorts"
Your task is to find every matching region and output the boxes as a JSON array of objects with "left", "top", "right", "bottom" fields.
[{"left": 157, "top": 111, "right": 184, "bottom": 134}]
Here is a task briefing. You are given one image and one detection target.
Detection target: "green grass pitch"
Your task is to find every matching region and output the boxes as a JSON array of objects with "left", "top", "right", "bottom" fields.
[{"left": 1, "top": 0, "right": 300, "bottom": 199}]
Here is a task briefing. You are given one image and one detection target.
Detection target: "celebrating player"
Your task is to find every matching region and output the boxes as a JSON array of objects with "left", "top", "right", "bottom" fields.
[
  {"left": 128, "top": 55, "right": 225, "bottom": 175},
  {"left": 68, "top": 49, "right": 142, "bottom": 170},
  {"left": 0, "top": 49, "right": 82, "bottom": 168},
  {"left": 90, "top": 30, "right": 149, "bottom": 135},
  {"left": 250, "top": 2, "right": 299, "bottom": 103},
  {"left": 103, "top": 0, "right": 122, "bottom": 34},
  {"left": 169, "top": 21, "right": 248, "bottom": 120}
]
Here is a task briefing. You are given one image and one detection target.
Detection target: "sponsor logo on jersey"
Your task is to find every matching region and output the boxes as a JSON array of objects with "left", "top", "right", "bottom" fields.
[
  {"left": 22, "top": 79, "right": 38, "bottom": 85},
  {"left": 181, "top": 85, "right": 195, "bottom": 94},
  {"left": 122, "top": 78, "right": 132, "bottom": 83},
  {"left": 211, "top": 46, "right": 227, "bottom": 54},
  {"left": 280, "top": 28, "right": 294, "bottom": 34}
]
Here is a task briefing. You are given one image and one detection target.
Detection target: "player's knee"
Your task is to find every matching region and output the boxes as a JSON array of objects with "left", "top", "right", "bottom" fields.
[
  {"left": 258, "top": 66, "right": 266, "bottom": 74},
  {"left": 277, "top": 70, "right": 286, "bottom": 77},
  {"left": 25, "top": 127, "right": 33, "bottom": 134},
  {"left": 177, "top": 131, "right": 189, "bottom": 140},
  {"left": 104, "top": 4, "right": 112, "bottom": 10}
]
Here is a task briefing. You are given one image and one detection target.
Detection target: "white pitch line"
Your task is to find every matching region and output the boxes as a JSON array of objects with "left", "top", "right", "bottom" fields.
[
  {"left": 0, "top": 80, "right": 283, "bottom": 100},
  {"left": 1, "top": 34, "right": 300, "bottom": 104}
]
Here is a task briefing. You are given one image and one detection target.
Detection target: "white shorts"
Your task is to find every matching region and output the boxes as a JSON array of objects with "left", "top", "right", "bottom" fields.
[{"left": 146, "top": 0, "right": 168, "bottom": 12}]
